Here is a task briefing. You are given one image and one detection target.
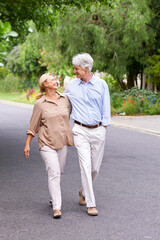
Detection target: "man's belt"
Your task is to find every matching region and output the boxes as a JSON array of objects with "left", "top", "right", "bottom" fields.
[{"left": 74, "top": 120, "right": 102, "bottom": 129}]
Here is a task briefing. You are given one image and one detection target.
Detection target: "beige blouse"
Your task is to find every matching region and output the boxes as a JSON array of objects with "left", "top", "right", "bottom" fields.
[{"left": 26, "top": 93, "right": 74, "bottom": 150}]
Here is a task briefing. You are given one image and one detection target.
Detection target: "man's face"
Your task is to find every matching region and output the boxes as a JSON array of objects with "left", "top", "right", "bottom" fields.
[{"left": 73, "top": 65, "right": 87, "bottom": 79}]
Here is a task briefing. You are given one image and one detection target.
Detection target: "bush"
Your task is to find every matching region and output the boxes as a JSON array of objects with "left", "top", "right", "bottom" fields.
[
  {"left": 0, "top": 66, "right": 8, "bottom": 79},
  {"left": 111, "top": 105, "right": 117, "bottom": 115},
  {"left": 0, "top": 73, "right": 19, "bottom": 92},
  {"left": 102, "top": 73, "right": 119, "bottom": 92},
  {"left": 110, "top": 92, "right": 124, "bottom": 109},
  {"left": 0, "top": 73, "right": 39, "bottom": 92},
  {"left": 121, "top": 96, "right": 141, "bottom": 115},
  {"left": 141, "top": 96, "right": 160, "bottom": 115},
  {"left": 110, "top": 87, "right": 160, "bottom": 116}
]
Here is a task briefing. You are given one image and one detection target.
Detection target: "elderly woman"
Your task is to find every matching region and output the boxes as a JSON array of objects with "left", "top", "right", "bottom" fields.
[{"left": 24, "top": 73, "right": 73, "bottom": 218}]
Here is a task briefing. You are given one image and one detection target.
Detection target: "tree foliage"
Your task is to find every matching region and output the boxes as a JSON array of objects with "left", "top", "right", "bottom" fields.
[
  {"left": 149, "top": 0, "right": 160, "bottom": 51},
  {"left": 6, "top": 26, "right": 43, "bottom": 88},
  {"left": 0, "top": 0, "right": 117, "bottom": 67},
  {"left": 0, "top": 20, "right": 18, "bottom": 66},
  {"left": 0, "top": 0, "right": 116, "bottom": 38},
  {"left": 3, "top": 0, "right": 160, "bottom": 90},
  {"left": 145, "top": 50, "right": 160, "bottom": 86},
  {"left": 44, "top": 0, "right": 154, "bottom": 89},
  {"left": 0, "top": 20, "right": 18, "bottom": 38}
]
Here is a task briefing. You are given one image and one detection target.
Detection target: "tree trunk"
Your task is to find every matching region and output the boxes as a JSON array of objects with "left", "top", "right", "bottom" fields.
[
  {"left": 142, "top": 73, "right": 146, "bottom": 89},
  {"left": 154, "top": 84, "right": 157, "bottom": 92},
  {"left": 147, "top": 82, "right": 153, "bottom": 90},
  {"left": 117, "top": 78, "right": 126, "bottom": 90},
  {"left": 127, "top": 71, "right": 135, "bottom": 89},
  {"left": 140, "top": 71, "right": 143, "bottom": 89}
]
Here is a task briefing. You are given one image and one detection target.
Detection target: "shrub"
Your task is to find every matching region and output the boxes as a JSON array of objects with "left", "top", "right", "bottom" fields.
[
  {"left": 141, "top": 96, "right": 160, "bottom": 115},
  {"left": 121, "top": 96, "right": 141, "bottom": 115},
  {"left": 102, "top": 73, "right": 119, "bottom": 92},
  {"left": 111, "top": 105, "right": 117, "bottom": 115},
  {"left": 110, "top": 87, "right": 160, "bottom": 115},
  {"left": 0, "top": 73, "right": 19, "bottom": 92},
  {"left": 0, "top": 66, "right": 8, "bottom": 79},
  {"left": 110, "top": 92, "right": 124, "bottom": 109}
]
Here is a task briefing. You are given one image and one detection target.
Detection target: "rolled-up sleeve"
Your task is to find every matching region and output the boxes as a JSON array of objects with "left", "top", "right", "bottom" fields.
[
  {"left": 26, "top": 102, "right": 42, "bottom": 137},
  {"left": 65, "top": 95, "right": 72, "bottom": 114}
]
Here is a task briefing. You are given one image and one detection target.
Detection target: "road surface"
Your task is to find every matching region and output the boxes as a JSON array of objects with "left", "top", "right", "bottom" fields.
[{"left": 0, "top": 103, "right": 160, "bottom": 240}]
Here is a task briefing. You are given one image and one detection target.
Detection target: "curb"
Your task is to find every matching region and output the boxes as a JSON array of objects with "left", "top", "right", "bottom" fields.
[
  {"left": 0, "top": 100, "right": 33, "bottom": 109},
  {"left": 1, "top": 99, "right": 159, "bottom": 136},
  {"left": 111, "top": 121, "right": 160, "bottom": 136}
]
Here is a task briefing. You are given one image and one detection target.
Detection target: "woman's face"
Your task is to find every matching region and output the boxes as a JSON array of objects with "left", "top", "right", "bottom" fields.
[{"left": 44, "top": 75, "right": 58, "bottom": 90}]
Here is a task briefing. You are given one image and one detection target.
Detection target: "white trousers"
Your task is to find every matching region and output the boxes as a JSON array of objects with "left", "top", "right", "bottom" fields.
[
  {"left": 40, "top": 145, "right": 67, "bottom": 210},
  {"left": 72, "top": 124, "right": 106, "bottom": 207}
]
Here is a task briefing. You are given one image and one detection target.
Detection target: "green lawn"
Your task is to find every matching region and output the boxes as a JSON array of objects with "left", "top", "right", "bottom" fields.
[
  {"left": 0, "top": 87, "right": 64, "bottom": 104},
  {"left": 0, "top": 92, "right": 34, "bottom": 104}
]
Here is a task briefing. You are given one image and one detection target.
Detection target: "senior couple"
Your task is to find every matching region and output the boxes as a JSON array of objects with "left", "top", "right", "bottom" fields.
[{"left": 24, "top": 53, "right": 110, "bottom": 219}]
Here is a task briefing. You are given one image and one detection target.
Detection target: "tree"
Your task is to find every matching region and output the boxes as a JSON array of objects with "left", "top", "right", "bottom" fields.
[
  {"left": 103, "top": 0, "right": 154, "bottom": 89},
  {"left": 142, "top": 0, "right": 160, "bottom": 90},
  {"left": 0, "top": 20, "right": 18, "bottom": 66},
  {"left": 149, "top": 0, "right": 160, "bottom": 51},
  {"left": 4, "top": 0, "right": 158, "bottom": 90},
  {"left": 145, "top": 50, "right": 160, "bottom": 88},
  {"left": 0, "top": 0, "right": 117, "bottom": 67},
  {"left": 0, "top": 20, "right": 18, "bottom": 39},
  {"left": 49, "top": 0, "right": 155, "bottom": 89},
  {"left": 0, "top": 0, "right": 116, "bottom": 38},
  {"left": 6, "top": 25, "right": 44, "bottom": 88}
]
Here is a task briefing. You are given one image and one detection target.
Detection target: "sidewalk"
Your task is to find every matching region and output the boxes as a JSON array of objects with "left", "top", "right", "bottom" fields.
[
  {"left": 111, "top": 115, "right": 160, "bottom": 136},
  {"left": 0, "top": 99, "right": 160, "bottom": 136},
  {"left": 0, "top": 99, "right": 33, "bottom": 109}
]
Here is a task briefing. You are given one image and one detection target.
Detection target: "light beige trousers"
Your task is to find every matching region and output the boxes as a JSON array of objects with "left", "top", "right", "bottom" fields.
[
  {"left": 72, "top": 123, "right": 106, "bottom": 207},
  {"left": 40, "top": 145, "right": 67, "bottom": 210}
]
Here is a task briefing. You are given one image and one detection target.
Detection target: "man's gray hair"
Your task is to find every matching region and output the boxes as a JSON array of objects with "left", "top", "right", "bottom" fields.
[{"left": 72, "top": 53, "right": 93, "bottom": 71}]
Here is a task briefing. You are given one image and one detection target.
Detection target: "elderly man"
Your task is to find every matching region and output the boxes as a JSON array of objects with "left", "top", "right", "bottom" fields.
[{"left": 64, "top": 53, "right": 110, "bottom": 216}]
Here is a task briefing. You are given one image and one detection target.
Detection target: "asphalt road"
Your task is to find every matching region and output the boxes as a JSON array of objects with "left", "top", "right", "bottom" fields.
[{"left": 0, "top": 103, "right": 160, "bottom": 240}]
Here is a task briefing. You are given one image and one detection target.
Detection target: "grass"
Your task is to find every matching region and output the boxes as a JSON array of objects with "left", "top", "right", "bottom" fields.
[
  {"left": 0, "top": 92, "right": 34, "bottom": 105},
  {"left": 0, "top": 86, "right": 64, "bottom": 105}
]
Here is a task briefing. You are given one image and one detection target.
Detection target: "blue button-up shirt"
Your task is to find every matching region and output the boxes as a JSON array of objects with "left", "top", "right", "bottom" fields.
[{"left": 64, "top": 75, "right": 110, "bottom": 126}]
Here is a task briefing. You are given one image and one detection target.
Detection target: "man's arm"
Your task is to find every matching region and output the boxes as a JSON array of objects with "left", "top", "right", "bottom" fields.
[{"left": 101, "top": 82, "right": 111, "bottom": 127}]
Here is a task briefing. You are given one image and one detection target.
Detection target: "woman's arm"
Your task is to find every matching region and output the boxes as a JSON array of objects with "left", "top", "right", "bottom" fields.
[
  {"left": 24, "top": 101, "right": 42, "bottom": 159},
  {"left": 24, "top": 134, "right": 33, "bottom": 158}
]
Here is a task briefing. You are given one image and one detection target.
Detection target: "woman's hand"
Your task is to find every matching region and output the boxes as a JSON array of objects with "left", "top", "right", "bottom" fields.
[
  {"left": 24, "top": 144, "right": 30, "bottom": 158},
  {"left": 24, "top": 134, "right": 33, "bottom": 159}
]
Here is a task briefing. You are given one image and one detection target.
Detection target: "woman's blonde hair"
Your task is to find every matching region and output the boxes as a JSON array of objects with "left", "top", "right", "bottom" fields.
[{"left": 36, "top": 73, "right": 53, "bottom": 99}]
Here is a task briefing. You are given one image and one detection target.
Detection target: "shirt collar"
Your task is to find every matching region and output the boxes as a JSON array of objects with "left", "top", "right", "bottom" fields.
[
  {"left": 41, "top": 92, "right": 65, "bottom": 103},
  {"left": 78, "top": 74, "right": 95, "bottom": 85}
]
